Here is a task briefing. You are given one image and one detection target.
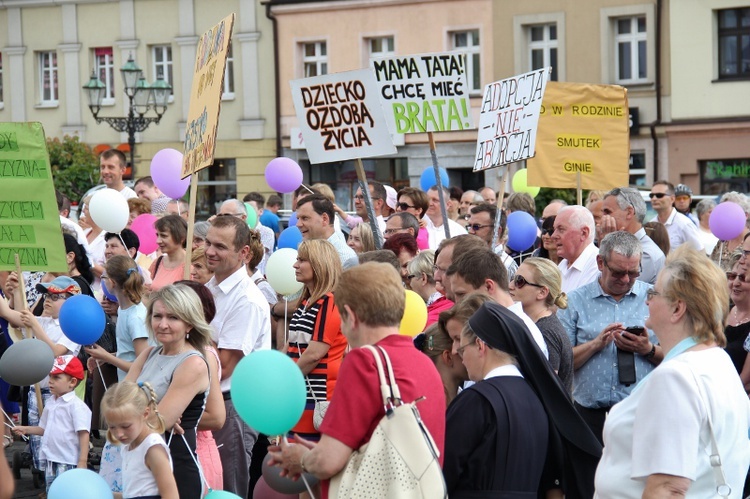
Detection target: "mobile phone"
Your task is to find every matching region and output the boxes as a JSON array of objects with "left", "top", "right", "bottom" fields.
[{"left": 625, "top": 326, "right": 646, "bottom": 336}]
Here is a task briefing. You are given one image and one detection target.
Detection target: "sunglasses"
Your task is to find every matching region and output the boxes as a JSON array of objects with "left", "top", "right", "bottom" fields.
[
  {"left": 46, "top": 293, "right": 69, "bottom": 302},
  {"left": 513, "top": 275, "right": 543, "bottom": 289},
  {"left": 727, "top": 272, "right": 747, "bottom": 282},
  {"left": 648, "top": 192, "right": 668, "bottom": 199},
  {"left": 468, "top": 223, "right": 492, "bottom": 232},
  {"left": 384, "top": 227, "right": 408, "bottom": 235},
  {"left": 604, "top": 261, "right": 641, "bottom": 280},
  {"left": 397, "top": 202, "right": 416, "bottom": 211}
]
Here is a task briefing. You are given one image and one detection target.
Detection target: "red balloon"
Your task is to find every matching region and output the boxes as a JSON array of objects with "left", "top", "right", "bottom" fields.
[{"left": 130, "top": 214, "right": 159, "bottom": 254}]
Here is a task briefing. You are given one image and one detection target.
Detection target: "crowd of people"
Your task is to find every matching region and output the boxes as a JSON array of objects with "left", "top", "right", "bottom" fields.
[{"left": 1, "top": 146, "right": 749, "bottom": 499}]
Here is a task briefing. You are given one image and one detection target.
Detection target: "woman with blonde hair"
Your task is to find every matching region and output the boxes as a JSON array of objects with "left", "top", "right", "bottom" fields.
[
  {"left": 287, "top": 240, "right": 348, "bottom": 440},
  {"left": 595, "top": 247, "right": 750, "bottom": 498},
  {"left": 509, "top": 257, "right": 573, "bottom": 392},
  {"left": 347, "top": 222, "right": 376, "bottom": 254},
  {"left": 189, "top": 246, "right": 213, "bottom": 285},
  {"left": 407, "top": 250, "right": 453, "bottom": 327}
]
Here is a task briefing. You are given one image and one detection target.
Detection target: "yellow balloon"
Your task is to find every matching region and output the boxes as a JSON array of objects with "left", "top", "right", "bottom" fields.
[
  {"left": 399, "top": 290, "right": 428, "bottom": 336},
  {"left": 511, "top": 169, "right": 540, "bottom": 197}
]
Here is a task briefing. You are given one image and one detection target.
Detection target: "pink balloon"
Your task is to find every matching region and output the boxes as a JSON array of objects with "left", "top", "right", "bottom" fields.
[
  {"left": 265, "top": 157, "right": 303, "bottom": 193},
  {"left": 709, "top": 201, "right": 746, "bottom": 241},
  {"left": 130, "top": 214, "right": 159, "bottom": 254},
  {"left": 151, "top": 148, "right": 190, "bottom": 199}
]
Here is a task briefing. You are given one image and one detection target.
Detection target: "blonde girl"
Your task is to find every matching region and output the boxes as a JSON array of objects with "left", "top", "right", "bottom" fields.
[{"left": 102, "top": 381, "right": 178, "bottom": 499}]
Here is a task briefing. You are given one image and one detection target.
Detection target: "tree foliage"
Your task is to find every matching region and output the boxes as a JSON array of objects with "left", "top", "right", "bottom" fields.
[{"left": 47, "top": 135, "right": 100, "bottom": 203}]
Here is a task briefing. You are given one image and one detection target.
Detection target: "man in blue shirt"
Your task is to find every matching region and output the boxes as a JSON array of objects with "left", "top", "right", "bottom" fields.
[
  {"left": 558, "top": 231, "right": 663, "bottom": 443},
  {"left": 260, "top": 194, "right": 282, "bottom": 238}
]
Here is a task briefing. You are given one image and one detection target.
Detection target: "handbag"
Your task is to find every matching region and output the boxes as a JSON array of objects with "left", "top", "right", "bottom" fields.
[
  {"left": 328, "top": 345, "right": 447, "bottom": 499},
  {"left": 304, "top": 375, "right": 329, "bottom": 431}
]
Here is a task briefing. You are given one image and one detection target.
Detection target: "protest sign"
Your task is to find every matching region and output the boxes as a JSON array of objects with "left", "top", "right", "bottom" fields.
[
  {"left": 0, "top": 122, "right": 67, "bottom": 271},
  {"left": 474, "top": 68, "right": 549, "bottom": 172},
  {"left": 290, "top": 69, "right": 396, "bottom": 164},
  {"left": 371, "top": 52, "right": 474, "bottom": 134},
  {"left": 181, "top": 13, "right": 235, "bottom": 178},
  {"left": 527, "top": 82, "right": 629, "bottom": 189}
]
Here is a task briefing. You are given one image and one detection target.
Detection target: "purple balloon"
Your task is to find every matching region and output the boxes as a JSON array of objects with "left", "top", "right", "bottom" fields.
[
  {"left": 506, "top": 211, "right": 538, "bottom": 252},
  {"left": 151, "top": 148, "right": 190, "bottom": 199},
  {"left": 709, "top": 201, "right": 746, "bottom": 241},
  {"left": 265, "top": 158, "right": 303, "bottom": 193}
]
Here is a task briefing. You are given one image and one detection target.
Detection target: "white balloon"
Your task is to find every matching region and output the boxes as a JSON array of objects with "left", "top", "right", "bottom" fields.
[
  {"left": 266, "top": 248, "right": 304, "bottom": 296},
  {"left": 89, "top": 188, "right": 129, "bottom": 233}
]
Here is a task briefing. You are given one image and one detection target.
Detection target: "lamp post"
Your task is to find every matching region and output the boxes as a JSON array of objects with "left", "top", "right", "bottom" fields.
[{"left": 82, "top": 55, "right": 171, "bottom": 171}]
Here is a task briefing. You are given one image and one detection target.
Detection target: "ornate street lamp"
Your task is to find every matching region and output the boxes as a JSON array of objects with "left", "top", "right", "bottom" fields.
[{"left": 82, "top": 55, "right": 171, "bottom": 171}]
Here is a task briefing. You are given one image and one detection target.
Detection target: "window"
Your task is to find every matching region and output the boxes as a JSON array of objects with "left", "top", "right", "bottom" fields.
[
  {"left": 615, "top": 16, "right": 647, "bottom": 83},
  {"left": 38, "top": 51, "right": 58, "bottom": 104},
  {"left": 529, "top": 24, "right": 558, "bottom": 81},
  {"left": 196, "top": 158, "right": 237, "bottom": 220},
  {"left": 302, "top": 42, "right": 327, "bottom": 77},
  {"left": 451, "top": 30, "right": 480, "bottom": 93},
  {"left": 223, "top": 44, "right": 234, "bottom": 98},
  {"left": 0, "top": 53, "right": 3, "bottom": 107},
  {"left": 94, "top": 47, "right": 115, "bottom": 103},
  {"left": 369, "top": 36, "right": 394, "bottom": 58},
  {"left": 718, "top": 8, "right": 750, "bottom": 79},
  {"left": 151, "top": 45, "right": 174, "bottom": 97}
]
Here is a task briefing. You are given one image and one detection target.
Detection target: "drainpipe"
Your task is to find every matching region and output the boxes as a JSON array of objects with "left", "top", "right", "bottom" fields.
[
  {"left": 649, "top": 0, "right": 663, "bottom": 181},
  {"left": 264, "top": 1, "right": 283, "bottom": 158}
]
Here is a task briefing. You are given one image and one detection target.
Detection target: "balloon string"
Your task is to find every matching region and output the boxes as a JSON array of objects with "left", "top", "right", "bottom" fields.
[
  {"left": 179, "top": 432, "right": 209, "bottom": 496},
  {"left": 301, "top": 184, "right": 315, "bottom": 194},
  {"left": 284, "top": 297, "right": 289, "bottom": 346},
  {"left": 280, "top": 436, "right": 317, "bottom": 499},
  {"left": 117, "top": 233, "right": 130, "bottom": 253},
  {"left": 1, "top": 407, "right": 28, "bottom": 441},
  {"left": 95, "top": 360, "right": 108, "bottom": 391}
]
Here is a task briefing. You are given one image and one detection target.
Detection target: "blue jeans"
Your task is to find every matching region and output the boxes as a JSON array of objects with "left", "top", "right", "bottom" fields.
[{"left": 28, "top": 387, "right": 52, "bottom": 471}]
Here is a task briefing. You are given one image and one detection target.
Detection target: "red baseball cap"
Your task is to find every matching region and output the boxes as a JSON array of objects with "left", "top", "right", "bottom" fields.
[{"left": 50, "top": 355, "right": 85, "bottom": 380}]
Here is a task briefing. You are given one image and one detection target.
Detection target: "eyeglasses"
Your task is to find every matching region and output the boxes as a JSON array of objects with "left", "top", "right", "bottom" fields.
[
  {"left": 646, "top": 288, "right": 661, "bottom": 300},
  {"left": 354, "top": 195, "right": 380, "bottom": 201},
  {"left": 46, "top": 294, "right": 69, "bottom": 302},
  {"left": 513, "top": 274, "right": 544, "bottom": 289},
  {"left": 384, "top": 227, "right": 408, "bottom": 235},
  {"left": 406, "top": 274, "right": 418, "bottom": 281},
  {"left": 727, "top": 272, "right": 747, "bottom": 282},
  {"left": 741, "top": 250, "right": 750, "bottom": 259},
  {"left": 456, "top": 341, "right": 476, "bottom": 357},
  {"left": 432, "top": 264, "right": 448, "bottom": 274},
  {"left": 397, "top": 202, "right": 416, "bottom": 211},
  {"left": 603, "top": 261, "right": 641, "bottom": 280},
  {"left": 467, "top": 223, "right": 492, "bottom": 232},
  {"left": 217, "top": 212, "right": 244, "bottom": 218},
  {"left": 649, "top": 192, "right": 667, "bottom": 199}
]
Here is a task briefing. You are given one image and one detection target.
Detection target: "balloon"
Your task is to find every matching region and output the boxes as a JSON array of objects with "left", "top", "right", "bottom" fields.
[
  {"left": 266, "top": 248, "right": 304, "bottom": 296},
  {"left": 277, "top": 226, "right": 303, "bottom": 250},
  {"left": 400, "top": 290, "right": 428, "bottom": 336},
  {"left": 420, "top": 166, "right": 449, "bottom": 192},
  {"left": 48, "top": 468, "right": 113, "bottom": 499},
  {"left": 0, "top": 339, "right": 55, "bottom": 386},
  {"left": 245, "top": 203, "right": 259, "bottom": 229},
  {"left": 89, "top": 188, "right": 129, "bottom": 233},
  {"left": 231, "top": 350, "right": 306, "bottom": 435},
  {"left": 511, "top": 169, "right": 540, "bottom": 198},
  {"left": 254, "top": 477, "right": 297, "bottom": 499},
  {"left": 129, "top": 214, "right": 159, "bottom": 254},
  {"left": 709, "top": 201, "right": 746, "bottom": 241},
  {"left": 288, "top": 212, "right": 298, "bottom": 228},
  {"left": 101, "top": 278, "right": 118, "bottom": 303},
  {"left": 506, "top": 211, "right": 538, "bottom": 251},
  {"left": 59, "top": 294, "right": 106, "bottom": 345},
  {"left": 262, "top": 455, "right": 318, "bottom": 495},
  {"left": 150, "top": 148, "right": 189, "bottom": 199},
  {"left": 205, "top": 491, "right": 243, "bottom": 499},
  {"left": 265, "top": 157, "right": 303, "bottom": 193}
]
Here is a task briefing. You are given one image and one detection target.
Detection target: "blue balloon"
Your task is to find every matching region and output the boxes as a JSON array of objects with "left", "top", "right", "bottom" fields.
[
  {"left": 506, "top": 211, "right": 538, "bottom": 252},
  {"left": 287, "top": 212, "right": 298, "bottom": 228},
  {"left": 48, "top": 468, "right": 113, "bottom": 499},
  {"left": 278, "top": 226, "right": 303, "bottom": 250},
  {"left": 101, "top": 278, "right": 118, "bottom": 303},
  {"left": 59, "top": 294, "right": 106, "bottom": 345},
  {"left": 420, "top": 166, "right": 450, "bottom": 192}
]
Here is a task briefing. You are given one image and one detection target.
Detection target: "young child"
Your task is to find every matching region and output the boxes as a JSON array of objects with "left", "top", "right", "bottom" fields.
[
  {"left": 13, "top": 355, "right": 91, "bottom": 492},
  {"left": 0, "top": 275, "right": 83, "bottom": 474},
  {"left": 101, "top": 381, "right": 178, "bottom": 499}
]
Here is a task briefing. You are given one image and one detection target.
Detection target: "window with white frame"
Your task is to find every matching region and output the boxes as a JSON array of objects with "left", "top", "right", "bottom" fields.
[
  {"left": 615, "top": 16, "right": 647, "bottom": 83},
  {"left": 368, "top": 36, "right": 395, "bottom": 58},
  {"left": 302, "top": 41, "right": 327, "bottom": 77},
  {"left": 151, "top": 45, "right": 174, "bottom": 97},
  {"left": 529, "top": 24, "right": 558, "bottom": 81},
  {"left": 38, "top": 51, "right": 58, "bottom": 104},
  {"left": 451, "top": 30, "right": 481, "bottom": 93},
  {"left": 223, "top": 44, "right": 235, "bottom": 98},
  {"left": 94, "top": 47, "right": 115, "bottom": 103},
  {"left": 718, "top": 8, "right": 750, "bottom": 79}
]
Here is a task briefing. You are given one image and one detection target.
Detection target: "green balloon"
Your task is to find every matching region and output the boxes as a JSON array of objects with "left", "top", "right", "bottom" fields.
[
  {"left": 231, "top": 350, "right": 306, "bottom": 436},
  {"left": 245, "top": 202, "right": 259, "bottom": 229},
  {"left": 205, "top": 491, "right": 242, "bottom": 499}
]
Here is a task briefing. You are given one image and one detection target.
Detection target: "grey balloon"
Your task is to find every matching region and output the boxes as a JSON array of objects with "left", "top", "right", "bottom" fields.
[
  {"left": 0, "top": 339, "right": 55, "bottom": 386},
  {"left": 261, "top": 454, "right": 318, "bottom": 495}
]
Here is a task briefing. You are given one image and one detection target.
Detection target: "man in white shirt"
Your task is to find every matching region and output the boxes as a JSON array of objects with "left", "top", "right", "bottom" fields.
[
  {"left": 204, "top": 215, "right": 271, "bottom": 496},
  {"left": 353, "top": 181, "right": 387, "bottom": 235},
  {"left": 425, "top": 186, "right": 467, "bottom": 249},
  {"left": 218, "top": 199, "right": 274, "bottom": 275},
  {"left": 466, "top": 203, "right": 518, "bottom": 282},
  {"left": 648, "top": 181, "right": 704, "bottom": 251},
  {"left": 99, "top": 149, "right": 136, "bottom": 199},
  {"left": 553, "top": 206, "right": 599, "bottom": 293},
  {"left": 296, "top": 194, "right": 358, "bottom": 269}
]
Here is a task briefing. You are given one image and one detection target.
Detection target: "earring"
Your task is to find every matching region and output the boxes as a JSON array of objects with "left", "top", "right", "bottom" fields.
[{"left": 186, "top": 330, "right": 191, "bottom": 340}]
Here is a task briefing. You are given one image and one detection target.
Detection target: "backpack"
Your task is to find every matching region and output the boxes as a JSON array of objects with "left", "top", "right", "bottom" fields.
[{"left": 328, "top": 345, "right": 447, "bottom": 499}]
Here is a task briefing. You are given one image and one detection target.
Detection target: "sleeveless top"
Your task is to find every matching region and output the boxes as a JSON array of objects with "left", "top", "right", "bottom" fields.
[{"left": 122, "top": 432, "right": 171, "bottom": 498}]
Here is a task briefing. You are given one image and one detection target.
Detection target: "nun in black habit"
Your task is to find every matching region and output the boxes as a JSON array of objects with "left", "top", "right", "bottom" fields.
[{"left": 443, "top": 301, "right": 602, "bottom": 499}]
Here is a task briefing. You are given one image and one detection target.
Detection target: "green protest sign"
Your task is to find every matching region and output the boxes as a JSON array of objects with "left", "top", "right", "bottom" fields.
[{"left": 0, "top": 122, "right": 67, "bottom": 271}]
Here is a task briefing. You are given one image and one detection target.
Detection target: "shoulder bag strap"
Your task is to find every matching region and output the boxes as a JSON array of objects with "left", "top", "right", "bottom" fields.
[
  {"left": 362, "top": 345, "right": 392, "bottom": 408},
  {"left": 375, "top": 345, "right": 402, "bottom": 404}
]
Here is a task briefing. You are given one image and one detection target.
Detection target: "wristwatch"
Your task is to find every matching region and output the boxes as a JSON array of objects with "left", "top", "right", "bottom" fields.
[{"left": 644, "top": 343, "right": 656, "bottom": 359}]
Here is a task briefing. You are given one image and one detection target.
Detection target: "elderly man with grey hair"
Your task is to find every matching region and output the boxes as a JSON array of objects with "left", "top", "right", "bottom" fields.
[
  {"left": 695, "top": 198, "right": 719, "bottom": 255},
  {"left": 217, "top": 199, "right": 274, "bottom": 274},
  {"left": 558, "top": 231, "right": 662, "bottom": 443},
  {"left": 600, "top": 187, "right": 665, "bottom": 284},
  {"left": 552, "top": 205, "right": 599, "bottom": 292}
]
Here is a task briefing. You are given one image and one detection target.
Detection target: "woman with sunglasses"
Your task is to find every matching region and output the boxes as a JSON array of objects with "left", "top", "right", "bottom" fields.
[
  {"left": 532, "top": 216, "right": 561, "bottom": 264},
  {"left": 509, "top": 257, "right": 573, "bottom": 393},
  {"left": 406, "top": 250, "right": 453, "bottom": 328}
]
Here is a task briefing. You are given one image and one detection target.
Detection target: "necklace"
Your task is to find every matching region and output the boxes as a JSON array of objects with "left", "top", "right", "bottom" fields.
[
  {"left": 157, "top": 345, "right": 186, "bottom": 371},
  {"left": 734, "top": 307, "right": 750, "bottom": 326}
]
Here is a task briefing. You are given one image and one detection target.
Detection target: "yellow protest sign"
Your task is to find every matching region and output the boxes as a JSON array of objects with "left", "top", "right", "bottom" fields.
[
  {"left": 0, "top": 122, "right": 67, "bottom": 271},
  {"left": 527, "top": 82, "right": 629, "bottom": 189},
  {"left": 181, "top": 13, "right": 235, "bottom": 178}
]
